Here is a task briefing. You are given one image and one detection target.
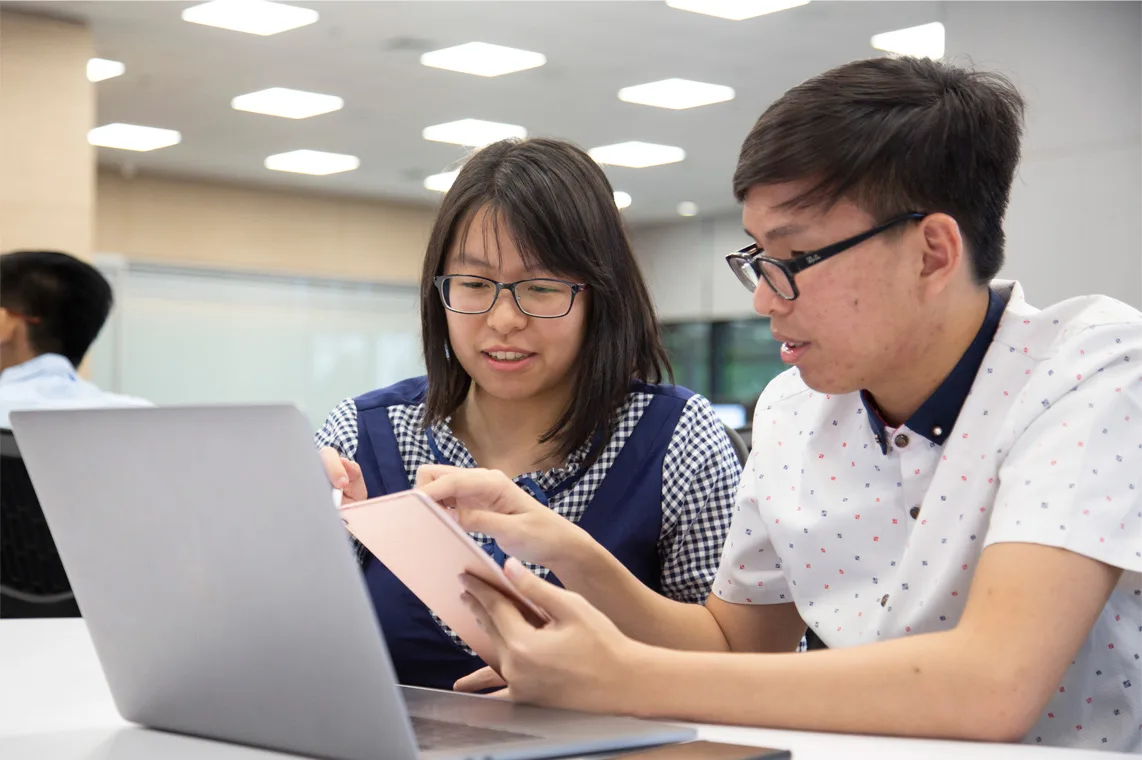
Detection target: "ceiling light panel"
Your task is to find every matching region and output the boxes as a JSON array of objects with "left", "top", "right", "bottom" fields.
[
  {"left": 619, "top": 78, "right": 735, "bottom": 110},
  {"left": 424, "top": 170, "right": 460, "bottom": 192},
  {"left": 871, "top": 22, "right": 946, "bottom": 59},
  {"left": 665, "top": 0, "right": 809, "bottom": 21},
  {"left": 232, "top": 88, "right": 344, "bottom": 119},
  {"left": 88, "top": 123, "right": 181, "bottom": 152},
  {"left": 420, "top": 42, "right": 546, "bottom": 77},
  {"left": 588, "top": 141, "right": 686, "bottom": 168},
  {"left": 264, "top": 150, "right": 359, "bottom": 175},
  {"left": 422, "top": 119, "right": 527, "bottom": 147},
  {"left": 181, "top": 0, "right": 319, "bottom": 36},
  {"left": 87, "top": 58, "right": 125, "bottom": 82}
]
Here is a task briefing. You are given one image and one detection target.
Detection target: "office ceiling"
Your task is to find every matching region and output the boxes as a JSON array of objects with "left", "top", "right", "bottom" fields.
[{"left": 12, "top": 1, "right": 949, "bottom": 223}]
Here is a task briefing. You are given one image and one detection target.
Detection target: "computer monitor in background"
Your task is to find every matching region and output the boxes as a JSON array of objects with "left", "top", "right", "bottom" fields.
[{"left": 710, "top": 403, "right": 747, "bottom": 431}]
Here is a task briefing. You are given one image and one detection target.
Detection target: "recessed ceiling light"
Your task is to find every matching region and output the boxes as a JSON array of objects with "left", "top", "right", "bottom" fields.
[
  {"left": 232, "top": 88, "right": 343, "bottom": 119},
  {"left": 88, "top": 123, "right": 181, "bottom": 152},
  {"left": 264, "top": 150, "right": 359, "bottom": 175},
  {"left": 424, "top": 170, "right": 460, "bottom": 192},
  {"left": 420, "top": 42, "right": 546, "bottom": 77},
  {"left": 677, "top": 201, "right": 699, "bottom": 217},
  {"left": 619, "top": 78, "right": 735, "bottom": 110},
  {"left": 181, "top": 0, "right": 318, "bottom": 36},
  {"left": 422, "top": 119, "right": 527, "bottom": 147},
  {"left": 589, "top": 141, "right": 686, "bottom": 169},
  {"left": 665, "top": 0, "right": 809, "bottom": 21},
  {"left": 871, "top": 22, "right": 945, "bottom": 59},
  {"left": 614, "top": 191, "right": 632, "bottom": 210},
  {"left": 87, "top": 58, "right": 125, "bottom": 83}
]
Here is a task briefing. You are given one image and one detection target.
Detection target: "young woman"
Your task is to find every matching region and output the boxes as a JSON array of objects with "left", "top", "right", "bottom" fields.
[{"left": 316, "top": 138, "right": 742, "bottom": 690}]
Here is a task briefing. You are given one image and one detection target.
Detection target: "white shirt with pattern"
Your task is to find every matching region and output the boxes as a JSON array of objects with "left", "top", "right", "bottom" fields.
[{"left": 714, "top": 281, "right": 1142, "bottom": 752}]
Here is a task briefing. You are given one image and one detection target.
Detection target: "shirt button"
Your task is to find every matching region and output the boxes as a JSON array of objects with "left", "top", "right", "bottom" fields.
[
  {"left": 894, "top": 433, "right": 910, "bottom": 448},
  {"left": 910, "top": 506, "right": 921, "bottom": 520},
  {"left": 880, "top": 594, "right": 890, "bottom": 607}
]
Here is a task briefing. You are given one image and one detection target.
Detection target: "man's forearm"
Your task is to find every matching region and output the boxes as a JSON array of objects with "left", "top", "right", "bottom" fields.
[
  {"left": 623, "top": 629, "right": 1041, "bottom": 743},
  {"left": 552, "top": 537, "right": 730, "bottom": 651}
]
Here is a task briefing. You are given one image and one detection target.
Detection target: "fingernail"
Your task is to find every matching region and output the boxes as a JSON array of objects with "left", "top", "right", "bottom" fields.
[
  {"left": 335, "top": 476, "right": 349, "bottom": 487},
  {"left": 504, "top": 558, "right": 524, "bottom": 579}
]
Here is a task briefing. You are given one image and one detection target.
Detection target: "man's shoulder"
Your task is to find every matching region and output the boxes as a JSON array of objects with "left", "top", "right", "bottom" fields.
[
  {"left": 0, "top": 381, "right": 151, "bottom": 426},
  {"left": 748, "top": 367, "right": 860, "bottom": 449},
  {"left": 996, "top": 285, "right": 1142, "bottom": 363}
]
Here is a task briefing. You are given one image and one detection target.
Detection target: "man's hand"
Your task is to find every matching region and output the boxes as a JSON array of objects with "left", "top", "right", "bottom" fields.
[
  {"left": 416, "top": 465, "right": 593, "bottom": 570},
  {"left": 458, "top": 558, "right": 648, "bottom": 713}
]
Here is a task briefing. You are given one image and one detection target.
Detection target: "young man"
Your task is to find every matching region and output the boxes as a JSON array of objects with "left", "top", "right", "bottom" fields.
[
  {"left": 0, "top": 250, "right": 148, "bottom": 427},
  {"left": 416, "top": 56, "right": 1141, "bottom": 752}
]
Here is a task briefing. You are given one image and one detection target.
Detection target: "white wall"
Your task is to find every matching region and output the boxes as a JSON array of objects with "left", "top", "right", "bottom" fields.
[
  {"left": 88, "top": 257, "right": 424, "bottom": 428},
  {"left": 633, "top": 1, "right": 1142, "bottom": 321}
]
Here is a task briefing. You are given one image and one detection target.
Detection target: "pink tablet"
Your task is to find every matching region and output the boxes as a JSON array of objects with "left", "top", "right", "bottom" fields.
[{"left": 337, "top": 489, "right": 549, "bottom": 666}]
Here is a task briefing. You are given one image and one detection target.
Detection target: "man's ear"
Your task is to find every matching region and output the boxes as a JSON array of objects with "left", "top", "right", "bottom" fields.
[
  {"left": 917, "top": 213, "right": 966, "bottom": 295},
  {"left": 0, "top": 308, "right": 16, "bottom": 343}
]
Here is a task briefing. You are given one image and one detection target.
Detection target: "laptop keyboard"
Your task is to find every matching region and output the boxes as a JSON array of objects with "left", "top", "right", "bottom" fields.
[{"left": 411, "top": 715, "right": 539, "bottom": 751}]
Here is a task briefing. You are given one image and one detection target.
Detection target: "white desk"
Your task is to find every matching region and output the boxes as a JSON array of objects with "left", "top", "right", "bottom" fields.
[{"left": 0, "top": 619, "right": 1127, "bottom": 760}]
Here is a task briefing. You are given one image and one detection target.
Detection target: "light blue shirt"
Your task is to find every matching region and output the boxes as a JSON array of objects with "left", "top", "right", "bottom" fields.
[{"left": 0, "top": 353, "right": 151, "bottom": 429}]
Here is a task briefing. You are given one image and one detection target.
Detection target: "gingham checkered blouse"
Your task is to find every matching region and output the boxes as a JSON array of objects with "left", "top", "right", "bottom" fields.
[{"left": 316, "top": 386, "right": 742, "bottom": 611}]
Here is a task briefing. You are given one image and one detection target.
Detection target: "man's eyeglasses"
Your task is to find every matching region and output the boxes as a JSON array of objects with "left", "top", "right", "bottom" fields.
[
  {"left": 434, "top": 275, "right": 588, "bottom": 319},
  {"left": 725, "top": 212, "right": 928, "bottom": 301}
]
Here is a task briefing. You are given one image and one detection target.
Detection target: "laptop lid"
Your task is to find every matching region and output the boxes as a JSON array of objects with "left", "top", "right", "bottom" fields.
[{"left": 10, "top": 405, "right": 419, "bottom": 760}]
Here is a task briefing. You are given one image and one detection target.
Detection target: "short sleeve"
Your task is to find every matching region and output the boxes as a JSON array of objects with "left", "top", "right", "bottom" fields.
[
  {"left": 314, "top": 397, "right": 360, "bottom": 460},
  {"left": 657, "top": 395, "right": 742, "bottom": 604},
  {"left": 712, "top": 449, "right": 793, "bottom": 604},
  {"left": 986, "top": 355, "right": 1142, "bottom": 573}
]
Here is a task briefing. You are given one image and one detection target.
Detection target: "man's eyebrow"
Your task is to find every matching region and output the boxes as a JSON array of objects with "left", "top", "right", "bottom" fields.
[{"left": 744, "top": 223, "right": 807, "bottom": 243}]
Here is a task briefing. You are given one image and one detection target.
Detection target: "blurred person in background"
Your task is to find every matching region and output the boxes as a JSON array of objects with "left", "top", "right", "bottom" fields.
[
  {"left": 316, "top": 138, "right": 743, "bottom": 690},
  {"left": 0, "top": 250, "right": 149, "bottom": 428},
  {"left": 429, "top": 58, "right": 1142, "bottom": 752}
]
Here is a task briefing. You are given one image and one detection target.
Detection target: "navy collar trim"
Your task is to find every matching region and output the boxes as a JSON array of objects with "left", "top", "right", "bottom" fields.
[{"left": 863, "top": 288, "right": 1007, "bottom": 454}]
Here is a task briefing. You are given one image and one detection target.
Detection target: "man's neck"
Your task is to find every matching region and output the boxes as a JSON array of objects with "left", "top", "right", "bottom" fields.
[
  {"left": 865, "top": 288, "right": 992, "bottom": 427},
  {"left": 0, "top": 344, "right": 39, "bottom": 374},
  {"left": 451, "top": 382, "right": 574, "bottom": 475}
]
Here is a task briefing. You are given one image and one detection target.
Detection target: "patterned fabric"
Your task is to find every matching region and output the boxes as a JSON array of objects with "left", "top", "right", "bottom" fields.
[
  {"left": 317, "top": 385, "right": 742, "bottom": 652},
  {"left": 714, "top": 280, "right": 1142, "bottom": 751}
]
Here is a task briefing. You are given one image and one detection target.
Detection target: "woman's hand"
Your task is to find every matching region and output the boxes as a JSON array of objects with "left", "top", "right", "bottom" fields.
[
  {"left": 457, "top": 558, "right": 646, "bottom": 714},
  {"left": 415, "top": 465, "right": 592, "bottom": 571},
  {"left": 319, "top": 447, "right": 367, "bottom": 505}
]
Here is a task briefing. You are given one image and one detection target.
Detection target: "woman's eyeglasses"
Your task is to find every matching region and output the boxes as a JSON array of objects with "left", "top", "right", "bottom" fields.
[{"left": 434, "top": 275, "right": 588, "bottom": 319}]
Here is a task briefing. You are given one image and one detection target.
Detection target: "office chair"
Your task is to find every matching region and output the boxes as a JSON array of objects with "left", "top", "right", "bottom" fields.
[
  {"left": 0, "top": 428, "right": 81, "bottom": 618},
  {"left": 722, "top": 423, "right": 750, "bottom": 467}
]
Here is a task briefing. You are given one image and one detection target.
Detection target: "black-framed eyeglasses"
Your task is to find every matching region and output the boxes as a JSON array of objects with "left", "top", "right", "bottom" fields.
[
  {"left": 725, "top": 212, "right": 928, "bottom": 301},
  {"left": 434, "top": 275, "right": 589, "bottom": 319}
]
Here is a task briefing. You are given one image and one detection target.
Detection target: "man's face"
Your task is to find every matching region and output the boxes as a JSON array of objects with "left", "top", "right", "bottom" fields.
[{"left": 742, "top": 182, "right": 928, "bottom": 395}]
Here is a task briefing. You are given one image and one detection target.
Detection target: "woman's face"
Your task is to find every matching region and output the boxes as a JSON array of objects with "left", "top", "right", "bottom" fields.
[{"left": 441, "top": 207, "right": 589, "bottom": 405}]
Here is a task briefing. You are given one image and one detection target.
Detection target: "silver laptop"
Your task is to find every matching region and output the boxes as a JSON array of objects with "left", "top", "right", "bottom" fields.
[{"left": 9, "top": 405, "right": 695, "bottom": 760}]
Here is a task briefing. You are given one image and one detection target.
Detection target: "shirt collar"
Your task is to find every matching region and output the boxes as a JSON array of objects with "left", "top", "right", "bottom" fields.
[
  {"left": 862, "top": 288, "right": 1008, "bottom": 454},
  {"left": 0, "top": 354, "right": 77, "bottom": 386}
]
